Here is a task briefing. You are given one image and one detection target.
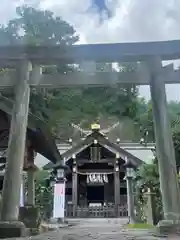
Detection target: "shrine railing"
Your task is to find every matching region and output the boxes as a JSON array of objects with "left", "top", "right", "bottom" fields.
[{"left": 65, "top": 204, "right": 128, "bottom": 218}]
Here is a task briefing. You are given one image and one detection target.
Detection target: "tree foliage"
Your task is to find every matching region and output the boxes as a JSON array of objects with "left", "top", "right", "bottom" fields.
[
  {"left": 134, "top": 100, "right": 180, "bottom": 222},
  {"left": 135, "top": 160, "right": 163, "bottom": 223},
  {"left": 34, "top": 170, "right": 53, "bottom": 220},
  {"left": 0, "top": 5, "right": 140, "bottom": 140},
  {"left": 136, "top": 100, "right": 180, "bottom": 165}
]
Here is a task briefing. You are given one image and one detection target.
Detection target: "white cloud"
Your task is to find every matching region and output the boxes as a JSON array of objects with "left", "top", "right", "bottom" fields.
[
  {"left": 38, "top": 0, "right": 180, "bottom": 44},
  {"left": 2, "top": 0, "right": 180, "bottom": 100},
  {"left": 3, "top": 0, "right": 180, "bottom": 44}
]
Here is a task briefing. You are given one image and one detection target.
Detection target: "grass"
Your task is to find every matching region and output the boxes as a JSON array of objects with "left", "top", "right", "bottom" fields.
[{"left": 126, "top": 223, "right": 154, "bottom": 229}]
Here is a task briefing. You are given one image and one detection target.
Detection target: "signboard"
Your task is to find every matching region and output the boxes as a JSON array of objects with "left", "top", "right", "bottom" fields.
[
  {"left": 20, "top": 182, "right": 24, "bottom": 207},
  {"left": 53, "top": 182, "right": 65, "bottom": 218}
]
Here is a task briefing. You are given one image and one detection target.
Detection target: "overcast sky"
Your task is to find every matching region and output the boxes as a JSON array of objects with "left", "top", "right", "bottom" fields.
[{"left": 2, "top": 0, "right": 180, "bottom": 101}]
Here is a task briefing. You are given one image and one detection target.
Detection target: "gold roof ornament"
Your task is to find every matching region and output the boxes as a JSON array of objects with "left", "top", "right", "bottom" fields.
[{"left": 91, "top": 123, "right": 100, "bottom": 130}]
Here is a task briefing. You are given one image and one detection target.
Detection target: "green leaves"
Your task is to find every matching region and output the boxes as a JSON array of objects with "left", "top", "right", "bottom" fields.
[
  {"left": 15, "top": 6, "right": 79, "bottom": 46},
  {"left": 34, "top": 170, "right": 53, "bottom": 220},
  {"left": 135, "top": 160, "right": 163, "bottom": 222},
  {"left": 136, "top": 161, "right": 159, "bottom": 190},
  {"left": 0, "top": 5, "right": 142, "bottom": 140}
]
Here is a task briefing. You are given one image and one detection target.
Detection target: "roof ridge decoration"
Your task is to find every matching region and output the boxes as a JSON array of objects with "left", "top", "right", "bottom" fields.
[
  {"left": 71, "top": 121, "right": 120, "bottom": 139},
  {"left": 91, "top": 123, "right": 101, "bottom": 130}
]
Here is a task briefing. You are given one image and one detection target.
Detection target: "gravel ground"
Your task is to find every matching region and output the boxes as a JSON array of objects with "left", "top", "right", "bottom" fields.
[{"left": 2, "top": 218, "right": 180, "bottom": 240}]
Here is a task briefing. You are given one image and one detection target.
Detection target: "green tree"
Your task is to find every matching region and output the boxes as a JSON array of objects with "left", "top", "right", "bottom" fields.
[
  {"left": 135, "top": 100, "right": 180, "bottom": 222},
  {"left": 0, "top": 5, "right": 80, "bottom": 133},
  {"left": 135, "top": 160, "right": 163, "bottom": 223},
  {"left": 0, "top": 5, "right": 141, "bottom": 140},
  {"left": 34, "top": 170, "right": 53, "bottom": 220},
  {"left": 136, "top": 100, "right": 180, "bottom": 142},
  {"left": 24, "top": 170, "right": 53, "bottom": 220}
]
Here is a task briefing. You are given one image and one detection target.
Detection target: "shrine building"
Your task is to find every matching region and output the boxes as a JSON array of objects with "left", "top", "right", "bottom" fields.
[{"left": 45, "top": 123, "right": 154, "bottom": 218}]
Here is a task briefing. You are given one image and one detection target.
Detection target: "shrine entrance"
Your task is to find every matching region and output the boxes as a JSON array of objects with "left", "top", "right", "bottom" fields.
[
  {"left": 87, "top": 185, "right": 104, "bottom": 203},
  {"left": 86, "top": 173, "right": 108, "bottom": 205}
]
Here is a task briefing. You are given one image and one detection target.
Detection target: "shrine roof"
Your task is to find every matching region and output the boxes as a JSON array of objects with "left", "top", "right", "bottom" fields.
[
  {"left": 0, "top": 95, "right": 61, "bottom": 164},
  {"left": 44, "top": 130, "right": 151, "bottom": 170}
]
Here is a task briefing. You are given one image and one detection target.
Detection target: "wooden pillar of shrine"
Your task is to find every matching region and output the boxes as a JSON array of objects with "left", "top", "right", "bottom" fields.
[
  {"left": 24, "top": 142, "right": 36, "bottom": 206},
  {"left": 104, "top": 181, "right": 109, "bottom": 205},
  {"left": 72, "top": 155, "right": 78, "bottom": 217},
  {"left": 27, "top": 169, "right": 35, "bottom": 205},
  {"left": 114, "top": 155, "right": 120, "bottom": 214},
  {"left": 27, "top": 149, "right": 36, "bottom": 206}
]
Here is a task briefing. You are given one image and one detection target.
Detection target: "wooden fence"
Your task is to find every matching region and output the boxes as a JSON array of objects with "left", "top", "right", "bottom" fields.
[{"left": 65, "top": 204, "right": 128, "bottom": 218}]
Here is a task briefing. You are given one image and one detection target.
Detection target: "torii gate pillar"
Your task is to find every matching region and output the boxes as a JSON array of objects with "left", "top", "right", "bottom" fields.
[
  {"left": 0, "top": 60, "right": 31, "bottom": 222},
  {"left": 149, "top": 58, "right": 180, "bottom": 221}
]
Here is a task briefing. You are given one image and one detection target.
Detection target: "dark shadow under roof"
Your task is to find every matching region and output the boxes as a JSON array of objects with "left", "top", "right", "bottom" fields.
[{"left": 0, "top": 95, "right": 61, "bottom": 163}]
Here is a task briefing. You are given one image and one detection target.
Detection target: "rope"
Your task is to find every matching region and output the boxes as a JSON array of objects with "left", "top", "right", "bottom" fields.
[{"left": 76, "top": 171, "right": 115, "bottom": 175}]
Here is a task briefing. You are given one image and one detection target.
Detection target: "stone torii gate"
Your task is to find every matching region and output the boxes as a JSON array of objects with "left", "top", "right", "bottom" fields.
[{"left": 0, "top": 40, "right": 180, "bottom": 224}]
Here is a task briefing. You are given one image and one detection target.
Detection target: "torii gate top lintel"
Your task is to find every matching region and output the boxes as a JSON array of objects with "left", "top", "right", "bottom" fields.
[
  {"left": 0, "top": 39, "right": 180, "bottom": 88},
  {"left": 0, "top": 39, "right": 180, "bottom": 65}
]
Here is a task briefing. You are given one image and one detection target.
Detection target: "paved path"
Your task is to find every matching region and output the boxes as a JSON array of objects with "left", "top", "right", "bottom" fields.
[
  {"left": 3, "top": 218, "right": 180, "bottom": 240},
  {"left": 41, "top": 218, "right": 179, "bottom": 240}
]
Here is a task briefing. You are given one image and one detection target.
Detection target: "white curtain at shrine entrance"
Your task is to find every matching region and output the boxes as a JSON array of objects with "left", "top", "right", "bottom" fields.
[{"left": 86, "top": 173, "right": 108, "bottom": 184}]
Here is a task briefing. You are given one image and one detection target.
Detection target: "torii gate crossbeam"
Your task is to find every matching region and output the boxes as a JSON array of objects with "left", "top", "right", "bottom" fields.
[
  {"left": 0, "top": 39, "right": 180, "bottom": 64},
  {"left": 0, "top": 62, "right": 179, "bottom": 89}
]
